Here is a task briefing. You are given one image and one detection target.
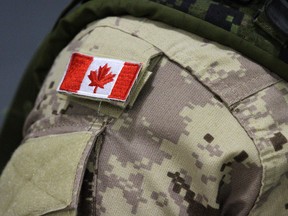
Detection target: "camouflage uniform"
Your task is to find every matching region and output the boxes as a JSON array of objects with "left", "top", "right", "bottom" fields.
[{"left": 0, "top": 1, "right": 288, "bottom": 216}]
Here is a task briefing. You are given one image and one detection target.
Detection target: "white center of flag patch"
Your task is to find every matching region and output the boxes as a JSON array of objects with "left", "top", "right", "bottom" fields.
[{"left": 57, "top": 53, "right": 142, "bottom": 102}]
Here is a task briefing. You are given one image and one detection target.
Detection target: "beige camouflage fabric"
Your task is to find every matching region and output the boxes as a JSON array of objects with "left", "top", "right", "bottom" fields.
[{"left": 0, "top": 16, "right": 287, "bottom": 216}]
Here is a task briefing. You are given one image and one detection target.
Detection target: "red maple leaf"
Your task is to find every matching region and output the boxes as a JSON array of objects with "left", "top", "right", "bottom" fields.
[{"left": 88, "top": 63, "right": 116, "bottom": 93}]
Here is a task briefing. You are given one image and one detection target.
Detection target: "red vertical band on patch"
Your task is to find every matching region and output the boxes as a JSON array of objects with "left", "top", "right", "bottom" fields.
[
  {"left": 59, "top": 53, "right": 93, "bottom": 92},
  {"left": 108, "top": 63, "right": 141, "bottom": 100}
]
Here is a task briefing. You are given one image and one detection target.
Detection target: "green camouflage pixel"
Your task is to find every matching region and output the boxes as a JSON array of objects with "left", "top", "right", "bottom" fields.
[{"left": 1, "top": 14, "right": 288, "bottom": 216}]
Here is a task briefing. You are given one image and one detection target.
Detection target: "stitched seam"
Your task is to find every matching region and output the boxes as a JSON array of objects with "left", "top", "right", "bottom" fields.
[{"left": 229, "top": 81, "right": 287, "bottom": 215}]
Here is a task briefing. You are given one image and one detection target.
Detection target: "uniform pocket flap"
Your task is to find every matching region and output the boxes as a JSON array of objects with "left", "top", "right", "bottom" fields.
[{"left": 0, "top": 131, "right": 96, "bottom": 216}]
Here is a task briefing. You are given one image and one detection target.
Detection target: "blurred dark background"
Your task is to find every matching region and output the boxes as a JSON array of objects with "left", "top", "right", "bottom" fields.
[{"left": 0, "top": 0, "right": 70, "bottom": 129}]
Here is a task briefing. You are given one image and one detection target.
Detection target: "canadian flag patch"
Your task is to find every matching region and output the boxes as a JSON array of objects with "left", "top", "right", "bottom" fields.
[{"left": 58, "top": 53, "right": 142, "bottom": 102}]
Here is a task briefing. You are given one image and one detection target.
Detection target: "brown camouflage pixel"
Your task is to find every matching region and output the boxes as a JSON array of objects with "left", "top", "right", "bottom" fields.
[{"left": 0, "top": 16, "right": 287, "bottom": 216}]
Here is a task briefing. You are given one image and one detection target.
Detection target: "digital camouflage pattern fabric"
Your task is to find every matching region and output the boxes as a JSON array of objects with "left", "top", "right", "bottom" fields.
[
  {"left": 1, "top": 0, "right": 288, "bottom": 174},
  {"left": 0, "top": 15, "right": 287, "bottom": 215}
]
